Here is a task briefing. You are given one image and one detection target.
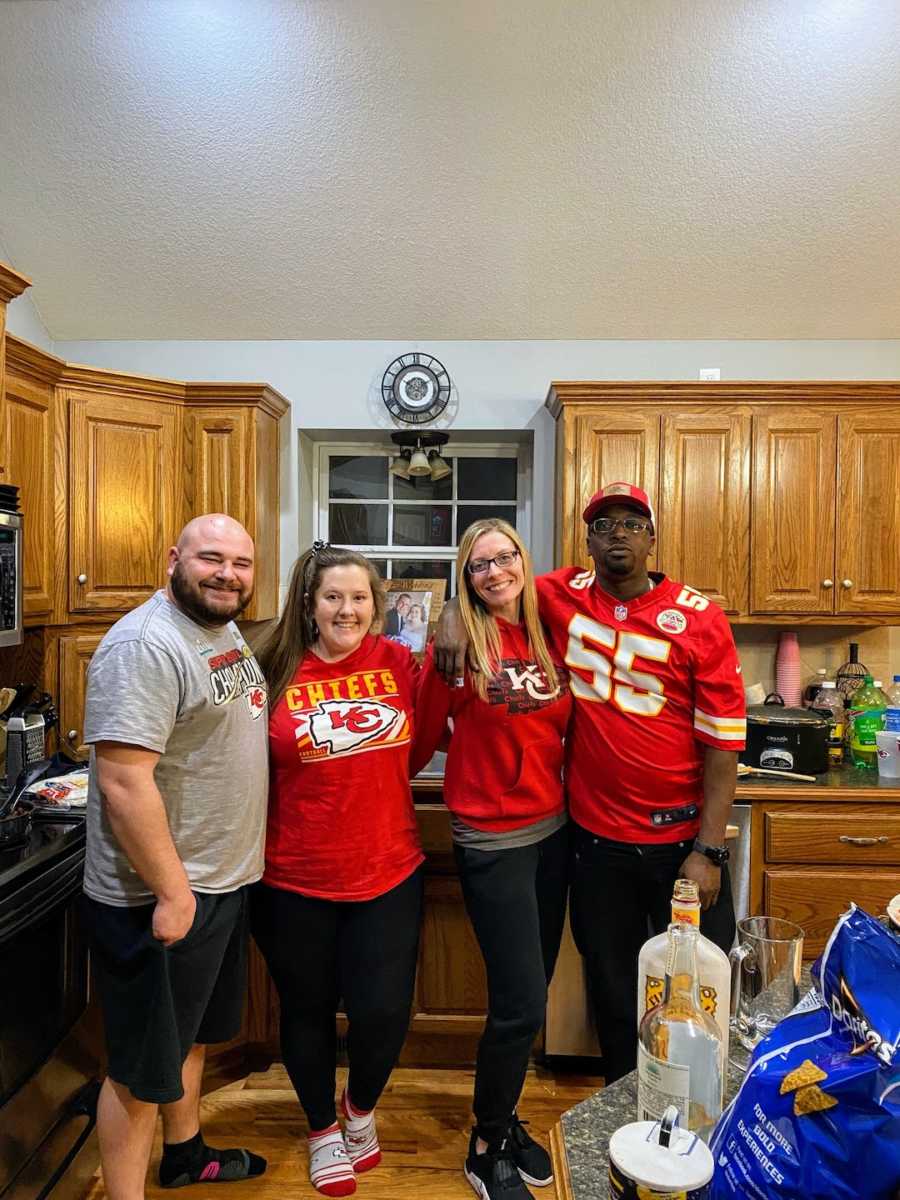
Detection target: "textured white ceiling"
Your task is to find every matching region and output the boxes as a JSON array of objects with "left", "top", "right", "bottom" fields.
[{"left": 1, "top": 0, "right": 899, "bottom": 341}]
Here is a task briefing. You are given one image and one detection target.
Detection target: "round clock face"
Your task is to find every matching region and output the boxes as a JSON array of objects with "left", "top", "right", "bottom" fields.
[{"left": 382, "top": 353, "right": 451, "bottom": 424}]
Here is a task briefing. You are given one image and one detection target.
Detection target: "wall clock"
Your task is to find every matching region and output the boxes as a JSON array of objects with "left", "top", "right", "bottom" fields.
[{"left": 381, "top": 353, "right": 451, "bottom": 425}]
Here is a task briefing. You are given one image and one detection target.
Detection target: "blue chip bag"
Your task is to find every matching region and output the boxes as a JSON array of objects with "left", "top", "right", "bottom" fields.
[{"left": 710, "top": 906, "right": 900, "bottom": 1200}]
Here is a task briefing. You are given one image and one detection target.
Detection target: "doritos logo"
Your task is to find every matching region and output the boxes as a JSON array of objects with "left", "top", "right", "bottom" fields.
[{"left": 305, "top": 698, "right": 405, "bottom": 757}]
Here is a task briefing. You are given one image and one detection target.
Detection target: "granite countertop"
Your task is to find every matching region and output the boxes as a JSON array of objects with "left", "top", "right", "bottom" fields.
[
  {"left": 736, "top": 765, "right": 900, "bottom": 794},
  {"left": 556, "top": 968, "right": 814, "bottom": 1198},
  {"left": 559, "top": 1057, "right": 747, "bottom": 1198}
]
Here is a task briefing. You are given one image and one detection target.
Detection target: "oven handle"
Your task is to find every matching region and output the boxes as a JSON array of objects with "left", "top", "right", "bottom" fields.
[
  {"left": 34, "top": 1080, "right": 100, "bottom": 1200},
  {"left": 0, "top": 854, "right": 85, "bottom": 945}
]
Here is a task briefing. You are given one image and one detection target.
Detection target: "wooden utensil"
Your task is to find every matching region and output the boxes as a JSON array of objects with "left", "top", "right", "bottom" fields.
[{"left": 738, "top": 763, "right": 818, "bottom": 783}]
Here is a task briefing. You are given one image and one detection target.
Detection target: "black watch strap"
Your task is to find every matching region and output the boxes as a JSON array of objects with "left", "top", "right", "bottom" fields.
[{"left": 693, "top": 838, "right": 730, "bottom": 866}]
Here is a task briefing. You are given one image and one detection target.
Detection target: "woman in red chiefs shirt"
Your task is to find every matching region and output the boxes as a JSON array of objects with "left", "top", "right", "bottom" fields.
[
  {"left": 251, "top": 543, "right": 422, "bottom": 1198},
  {"left": 412, "top": 519, "right": 572, "bottom": 1200}
]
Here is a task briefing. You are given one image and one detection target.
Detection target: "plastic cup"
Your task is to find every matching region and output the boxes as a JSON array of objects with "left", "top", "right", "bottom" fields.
[{"left": 875, "top": 731, "right": 900, "bottom": 778}]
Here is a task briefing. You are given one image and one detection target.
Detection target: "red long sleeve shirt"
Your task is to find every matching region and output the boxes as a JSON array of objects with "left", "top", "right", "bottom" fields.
[
  {"left": 412, "top": 619, "right": 571, "bottom": 831},
  {"left": 263, "top": 634, "right": 423, "bottom": 901}
]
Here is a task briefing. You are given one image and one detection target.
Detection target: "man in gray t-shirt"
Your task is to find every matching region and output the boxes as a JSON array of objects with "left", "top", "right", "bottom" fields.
[{"left": 83, "top": 513, "right": 269, "bottom": 1197}]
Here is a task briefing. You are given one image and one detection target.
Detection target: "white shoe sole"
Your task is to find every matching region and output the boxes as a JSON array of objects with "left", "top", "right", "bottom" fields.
[{"left": 517, "top": 1168, "right": 553, "bottom": 1187}]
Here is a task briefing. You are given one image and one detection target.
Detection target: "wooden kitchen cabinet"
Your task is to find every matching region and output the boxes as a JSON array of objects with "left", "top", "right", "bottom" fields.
[
  {"left": 55, "top": 631, "right": 105, "bottom": 757},
  {"left": 0, "top": 262, "right": 32, "bottom": 478},
  {"left": 3, "top": 340, "right": 65, "bottom": 623},
  {"left": 248, "top": 787, "right": 490, "bottom": 1068},
  {"left": 548, "top": 381, "right": 900, "bottom": 620},
  {"left": 749, "top": 796, "right": 900, "bottom": 959},
  {"left": 67, "top": 389, "right": 181, "bottom": 614},
  {"left": 182, "top": 388, "right": 287, "bottom": 621}
]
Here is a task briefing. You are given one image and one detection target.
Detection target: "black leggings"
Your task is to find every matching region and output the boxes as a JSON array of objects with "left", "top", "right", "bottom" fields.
[
  {"left": 569, "top": 823, "right": 735, "bottom": 1084},
  {"left": 250, "top": 867, "right": 423, "bottom": 1131},
  {"left": 454, "top": 823, "right": 569, "bottom": 1146}
]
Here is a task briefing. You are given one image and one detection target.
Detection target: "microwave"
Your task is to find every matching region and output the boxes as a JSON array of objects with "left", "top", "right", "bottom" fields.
[{"left": 0, "top": 512, "right": 23, "bottom": 648}]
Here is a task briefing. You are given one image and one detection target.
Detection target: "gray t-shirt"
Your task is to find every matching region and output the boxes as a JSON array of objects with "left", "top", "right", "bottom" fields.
[{"left": 83, "top": 590, "right": 269, "bottom": 906}]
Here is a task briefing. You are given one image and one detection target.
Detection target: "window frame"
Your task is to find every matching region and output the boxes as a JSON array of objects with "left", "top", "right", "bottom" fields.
[{"left": 314, "top": 441, "right": 528, "bottom": 590}]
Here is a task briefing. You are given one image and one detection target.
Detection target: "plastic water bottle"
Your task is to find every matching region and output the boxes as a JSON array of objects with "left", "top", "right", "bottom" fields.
[
  {"left": 812, "top": 681, "right": 845, "bottom": 766},
  {"left": 848, "top": 675, "right": 888, "bottom": 769},
  {"left": 887, "top": 675, "right": 900, "bottom": 707}
]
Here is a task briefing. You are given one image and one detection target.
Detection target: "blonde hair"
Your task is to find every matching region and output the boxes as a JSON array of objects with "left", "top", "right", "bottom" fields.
[
  {"left": 254, "top": 543, "right": 385, "bottom": 706},
  {"left": 457, "top": 519, "right": 559, "bottom": 701}
]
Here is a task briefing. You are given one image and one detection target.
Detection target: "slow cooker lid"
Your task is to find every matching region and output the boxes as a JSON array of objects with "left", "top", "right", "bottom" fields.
[{"left": 746, "top": 702, "right": 831, "bottom": 727}]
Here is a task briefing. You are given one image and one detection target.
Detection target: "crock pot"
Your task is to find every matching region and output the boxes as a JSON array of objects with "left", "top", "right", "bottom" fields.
[{"left": 744, "top": 693, "right": 831, "bottom": 775}]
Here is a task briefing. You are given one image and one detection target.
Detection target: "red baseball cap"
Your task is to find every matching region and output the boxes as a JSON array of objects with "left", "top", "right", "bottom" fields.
[{"left": 583, "top": 481, "right": 655, "bottom": 527}]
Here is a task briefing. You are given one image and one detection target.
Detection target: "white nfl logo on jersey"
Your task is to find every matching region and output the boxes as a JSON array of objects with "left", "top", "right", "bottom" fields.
[{"left": 614, "top": 604, "right": 627, "bottom": 621}]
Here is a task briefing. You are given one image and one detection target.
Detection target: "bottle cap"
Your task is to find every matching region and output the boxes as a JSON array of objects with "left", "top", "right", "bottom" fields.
[
  {"left": 875, "top": 680, "right": 883, "bottom": 689},
  {"left": 864, "top": 675, "right": 874, "bottom": 685},
  {"left": 819, "top": 681, "right": 836, "bottom": 689}
]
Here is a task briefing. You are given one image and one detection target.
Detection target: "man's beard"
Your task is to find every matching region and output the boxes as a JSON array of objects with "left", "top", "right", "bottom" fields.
[{"left": 170, "top": 564, "right": 252, "bottom": 626}]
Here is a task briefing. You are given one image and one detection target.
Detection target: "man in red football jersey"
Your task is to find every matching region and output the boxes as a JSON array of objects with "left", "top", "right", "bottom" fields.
[{"left": 435, "top": 482, "right": 746, "bottom": 1082}]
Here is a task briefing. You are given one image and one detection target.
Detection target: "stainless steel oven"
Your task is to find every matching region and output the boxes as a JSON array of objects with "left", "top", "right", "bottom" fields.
[{"left": 0, "top": 818, "right": 101, "bottom": 1200}]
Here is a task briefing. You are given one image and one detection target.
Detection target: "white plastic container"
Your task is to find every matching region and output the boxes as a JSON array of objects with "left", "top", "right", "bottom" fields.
[
  {"left": 608, "top": 1107, "right": 713, "bottom": 1198},
  {"left": 875, "top": 730, "right": 900, "bottom": 779}
]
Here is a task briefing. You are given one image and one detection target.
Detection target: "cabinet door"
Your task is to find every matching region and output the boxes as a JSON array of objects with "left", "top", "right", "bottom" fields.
[
  {"left": 3, "top": 371, "right": 57, "bottom": 621},
  {"left": 751, "top": 410, "right": 836, "bottom": 613},
  {"left": 660, "top": 409, "right": 750, "bottom": 613},
  {"left": 836, "top": 409, "right": 900, "bottom": 614},
  {"left": 58, "top": 633, "right": 105, "bottom": 757},
  {"left": 764, "top": 867, "right": 893, "bottom": 958},
  {"left": 69, "top": 394, "right": 179, "bottom": 613},
  {"left": 560, "top": 411, "right": 660, "bottom": 569},
  {"left": 185, "top": 409, "right": 250, "bottom": 526}
]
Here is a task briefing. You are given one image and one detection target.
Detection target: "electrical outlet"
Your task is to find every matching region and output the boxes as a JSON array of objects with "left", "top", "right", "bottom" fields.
[{"left": 699, "top": 368, "right": 721, "bottom": 381}]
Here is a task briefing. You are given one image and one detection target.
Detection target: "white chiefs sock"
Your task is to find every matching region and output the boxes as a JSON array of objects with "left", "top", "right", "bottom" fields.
[
  {"left": 308, "top": 1124, "right": 356, "bottom": 1197},
  {"left": 340, "top": 1090, "right": 381, "bottom": 1173}
]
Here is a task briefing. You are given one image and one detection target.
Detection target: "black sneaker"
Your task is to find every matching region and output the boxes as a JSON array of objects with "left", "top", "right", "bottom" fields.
[
  {"left": 506, "top": 1115, "right": 553, "bottom": 1187},
  {"left": 464, "top": 1129, "right": 535, "bottom": 1200}
]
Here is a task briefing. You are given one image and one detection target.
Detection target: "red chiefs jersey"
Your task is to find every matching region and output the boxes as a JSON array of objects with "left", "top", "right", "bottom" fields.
[
  {"left": 411, "top": 619, "right": 572, "bottom": 831},
  {"left": 264, "top": 634, "right": 423, "bottom": 901},
  {"left": 536, "top": 569, "right": 746, "bottom": 843}
]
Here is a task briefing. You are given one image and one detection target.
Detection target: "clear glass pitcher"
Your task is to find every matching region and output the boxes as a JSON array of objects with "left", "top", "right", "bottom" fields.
[{"left": 729, "top": 915, "right": 804, "bottom": 1065}]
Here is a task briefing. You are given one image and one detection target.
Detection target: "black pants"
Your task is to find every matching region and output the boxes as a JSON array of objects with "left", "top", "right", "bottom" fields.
[
  {"left": 568, "top": 823, "right": 735, "bottom": 1085},
  {"left": 250, "top": 866, "right": 423, "bottom": 1131},
  {"left": 455, "top": 823, "right": 569, "bottom": 1146}
]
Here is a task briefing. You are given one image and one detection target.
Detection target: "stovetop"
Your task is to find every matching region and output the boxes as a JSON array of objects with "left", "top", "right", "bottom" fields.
[{"left": 0, "top": 816, "right": 85, "bottom": 892}]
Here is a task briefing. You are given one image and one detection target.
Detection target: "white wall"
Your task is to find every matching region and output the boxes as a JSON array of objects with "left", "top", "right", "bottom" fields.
[
  {"left": 54, "top": 337, "right": 900, "bottom": 581},
  {"left": 2, "top": 243, "right": 54, "bottom": 351}
]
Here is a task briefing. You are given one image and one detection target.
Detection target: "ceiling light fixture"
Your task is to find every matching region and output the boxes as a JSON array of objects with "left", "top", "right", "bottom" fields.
[{"left": 389, "top": 431, "right": 451, "bottom": 483}]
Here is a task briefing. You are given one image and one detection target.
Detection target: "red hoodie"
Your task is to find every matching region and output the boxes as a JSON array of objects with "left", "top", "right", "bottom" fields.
[
  {"left": 412, "top": 619, "right": 571, "bottom": 832},
  {"left": 264, "top": 634, "right": 423, "bottom": 901}
]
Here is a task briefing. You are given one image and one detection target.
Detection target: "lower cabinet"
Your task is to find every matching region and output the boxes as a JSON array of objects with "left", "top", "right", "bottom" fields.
[
  {"left": 247, "top": 789, "right": 490, "bottom": 1068},
  {"left": 750, "top": 800, "right": 900, "bottom": 958}
]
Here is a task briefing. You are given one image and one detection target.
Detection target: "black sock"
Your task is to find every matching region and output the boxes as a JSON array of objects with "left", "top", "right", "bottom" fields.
[{"left": 159, "top": 1131, "right": 267, "bottom": 1188}]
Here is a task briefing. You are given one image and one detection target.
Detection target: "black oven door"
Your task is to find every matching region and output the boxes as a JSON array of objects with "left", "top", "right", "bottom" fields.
[{"left": 0, "top": 821, "right": 101, "bottom": 1200}]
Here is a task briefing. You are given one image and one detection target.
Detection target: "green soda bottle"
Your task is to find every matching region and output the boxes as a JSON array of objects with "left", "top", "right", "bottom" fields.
[{"left": 848, "top": 675, "right": 888, "bottom": 769}]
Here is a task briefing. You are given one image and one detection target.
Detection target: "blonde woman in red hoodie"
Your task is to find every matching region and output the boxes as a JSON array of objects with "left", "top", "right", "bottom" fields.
[{"left": 412, "top": 519, "right": 572, "bottom": 1200}]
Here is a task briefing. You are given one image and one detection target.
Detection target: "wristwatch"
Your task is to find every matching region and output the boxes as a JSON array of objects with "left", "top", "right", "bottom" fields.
[{"left": 693, "top": 839, "right": 730, "bottom": 867}]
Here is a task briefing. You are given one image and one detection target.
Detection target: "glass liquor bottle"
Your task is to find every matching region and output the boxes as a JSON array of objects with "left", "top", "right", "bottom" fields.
[
  {"left": 637, "top": 922, "right": 724, "bottom": 1142},
  {"left": 637, "top": 879, "right": 731, "bottom": 1058}
]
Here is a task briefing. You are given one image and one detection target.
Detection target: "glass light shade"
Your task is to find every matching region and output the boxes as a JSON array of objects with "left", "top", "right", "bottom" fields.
[
  {"left": 429, "top": 451, "right": 451, "bottom": 481},
  {"left": 390, "top": 451, "right": 411, "bottom": 479},
  {"left": 408, "top": 446, "right": 431, "bottom": 476}
]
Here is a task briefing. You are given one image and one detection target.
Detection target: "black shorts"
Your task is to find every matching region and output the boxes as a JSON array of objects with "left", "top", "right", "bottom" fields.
[{"left": 84, "top": 887, "right": 248, "bottom": 1104}]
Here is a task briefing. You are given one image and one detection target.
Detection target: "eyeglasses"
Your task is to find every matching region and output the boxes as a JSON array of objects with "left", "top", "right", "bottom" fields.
[
  {"left": 589, "top": 516, "right": 652, "bottom": 536},
  {"left": 466, "top": 548, "right": 520, "bottom": 576}
]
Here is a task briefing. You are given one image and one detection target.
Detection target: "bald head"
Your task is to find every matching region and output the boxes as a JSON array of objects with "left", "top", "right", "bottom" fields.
[
  {"left": 177, "top": 513, "right": 253, "bottom": 557},
  {"left": 167, "top": 513, "right": 255, "bottom": 626}
]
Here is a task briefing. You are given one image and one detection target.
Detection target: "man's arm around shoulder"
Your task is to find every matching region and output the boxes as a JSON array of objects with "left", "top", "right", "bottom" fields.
[{"left": 95, "top": 742, "right": 196, "bottom": 946}]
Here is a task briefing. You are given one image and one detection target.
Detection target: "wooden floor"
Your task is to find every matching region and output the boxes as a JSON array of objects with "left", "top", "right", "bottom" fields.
[{"left": 83, "top": 1065, "right": 602, "bottom": 1200}]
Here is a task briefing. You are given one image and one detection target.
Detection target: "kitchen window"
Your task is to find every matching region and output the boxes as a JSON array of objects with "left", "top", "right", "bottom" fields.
[{"left": 316, "top": 444, "right": 523, "bottom": 594}]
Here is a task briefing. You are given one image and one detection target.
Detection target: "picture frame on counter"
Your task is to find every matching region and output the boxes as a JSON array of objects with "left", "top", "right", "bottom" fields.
[{"left": 383, "top": 578, "right": 446, "bottom": 658}]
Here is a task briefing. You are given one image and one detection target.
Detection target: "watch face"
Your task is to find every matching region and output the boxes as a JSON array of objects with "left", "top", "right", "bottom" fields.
[{"left": 382, "top": 353, "right": 451, "bottom": 425}]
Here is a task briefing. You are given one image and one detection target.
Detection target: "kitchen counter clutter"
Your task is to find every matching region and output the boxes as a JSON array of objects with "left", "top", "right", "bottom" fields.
[{"left": 737, "top": 764, "right": 900, "bottom": 799}]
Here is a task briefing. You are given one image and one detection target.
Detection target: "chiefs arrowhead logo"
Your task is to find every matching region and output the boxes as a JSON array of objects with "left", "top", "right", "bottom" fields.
[{"left": 306, "top": 698, "right": 404, "bottom": 756}]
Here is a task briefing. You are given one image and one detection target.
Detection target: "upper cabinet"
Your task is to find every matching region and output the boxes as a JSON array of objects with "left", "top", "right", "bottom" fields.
[
  {"left": 548, "top": 381, "right": 900, "bottom": 622},
  {"left": 0, "top": 262, "right": 33, "bottom": 479},
  {"left": 0, "top": 335, "right": 289, "bottom": 627}
]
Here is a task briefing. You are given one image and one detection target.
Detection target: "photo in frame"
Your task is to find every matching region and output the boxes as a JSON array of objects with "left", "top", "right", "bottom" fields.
[{"left": 383, "top": 578, "right": 446, "bottom": 658}]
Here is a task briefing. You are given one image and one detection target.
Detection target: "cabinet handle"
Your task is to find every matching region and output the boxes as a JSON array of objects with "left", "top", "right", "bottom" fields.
[
  {"left": 76, "top": 573, "right": 87, "bottom": 585},
  {"left": 822, "top": 578, "right": 834, "bottom": 588},
  {"left": 839, "top": 835, "right": 888, "bottom": 846},
  {"left": 67, "top": 729, "right": 79, "bottom": 742},
  {"left": 841, "top": 579, "right": 853, "bottom": 589}
]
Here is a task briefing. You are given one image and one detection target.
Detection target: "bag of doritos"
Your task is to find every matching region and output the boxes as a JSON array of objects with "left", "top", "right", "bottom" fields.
[{"left": 709, "top": 905, "right": 900, "bottom": 1199}]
